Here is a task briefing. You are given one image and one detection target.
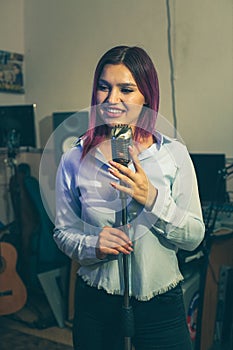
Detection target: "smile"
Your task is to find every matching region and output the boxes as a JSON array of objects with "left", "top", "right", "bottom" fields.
[{"left": 102, "top": 106, "right": 126, "bottom": 117}]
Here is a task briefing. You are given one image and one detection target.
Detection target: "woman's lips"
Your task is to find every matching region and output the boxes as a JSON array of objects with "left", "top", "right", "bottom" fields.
[{"left": 102, "top": 106, "right": 126, "bottom": 118}]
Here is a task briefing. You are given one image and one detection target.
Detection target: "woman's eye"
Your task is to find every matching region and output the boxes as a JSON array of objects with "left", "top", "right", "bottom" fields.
[
  {"left": 97, "top": 84, "right": 109, "bottom": 91},
  {"left": 121, "top": 88, "right": 134, "bottom": 94}
]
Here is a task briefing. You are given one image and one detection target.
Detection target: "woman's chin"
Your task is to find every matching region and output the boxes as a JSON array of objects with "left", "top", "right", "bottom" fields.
[{"left": 103, "top": 118, "right": 127, "bottom": 127}]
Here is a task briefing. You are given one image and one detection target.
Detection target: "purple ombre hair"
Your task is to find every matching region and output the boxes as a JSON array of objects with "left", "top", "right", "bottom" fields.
[{"left": 82, "top": 46, "right": 160, "bottom": 158}]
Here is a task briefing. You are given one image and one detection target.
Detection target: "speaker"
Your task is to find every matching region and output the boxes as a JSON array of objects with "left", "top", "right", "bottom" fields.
[
  {"left": 181, "top": 263, "right": 201, "bottom": 349},
  {"left": 190, "top": 154, "right": 226, "bottom": 204},
  {"left": 197, "top": 232, "right": 233, "bottom": 350},
  {"left": 0, "top": 104, "right": 36, "bottom": 148},
  {"left": 214, "top": 265, "right": 233, "bottom": 346},
  {"left": 52, "top": 110, "right": 89, "bottom": 164}
]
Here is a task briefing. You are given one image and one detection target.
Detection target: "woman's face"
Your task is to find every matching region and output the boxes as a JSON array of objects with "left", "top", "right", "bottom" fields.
[{"left": 96, "top": 64, "right": 146, "bottom": 127}]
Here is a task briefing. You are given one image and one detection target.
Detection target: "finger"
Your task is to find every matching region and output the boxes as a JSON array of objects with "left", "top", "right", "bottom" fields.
[
  {"left": 117, "top": 244, "right": 134, "bottom": 255},
  {"left": 109, "top": 231, "right": 133, "bottom": 247},
  {"left": 110, "top": 240, "right": 134, "bottom": 253},
  {"left": 108, "top": 162, "right": 137, "bottom": 185},
  {"left": 128, "top": 145, "right": 143, "bottom": 172},
  {"left": 102, "top": 227, "right": 133, "bottom": 245},
  {"left": 109, "top": 160, "right": 130, "bottom": 174},
  {"left": 110, "top": 180, "right": 134, "bottom": 198},
  {"left": 98, "top": 239, "right": 133, "bottom": 256},
  {"left": 96, "top": 246, "right": 121, "bottom": 259},
  {"left": 101, "top": 245, "right": 133, "bottom": 256},
  {"left": 97, "top": 227, "right": 133, "bottom": 259},
  {"left": 108, "top": 168, "right": 135, "bottom": 188}
]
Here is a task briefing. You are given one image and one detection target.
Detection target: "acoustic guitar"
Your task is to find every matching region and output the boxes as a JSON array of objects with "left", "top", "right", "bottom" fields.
[{"left": 0, "top": 241, "right": 27, "bottom": 315}]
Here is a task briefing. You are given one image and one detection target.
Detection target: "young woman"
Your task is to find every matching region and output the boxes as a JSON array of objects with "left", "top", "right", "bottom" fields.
[{"left": 54, "top": 45, "right": 205, "bottom": 350}]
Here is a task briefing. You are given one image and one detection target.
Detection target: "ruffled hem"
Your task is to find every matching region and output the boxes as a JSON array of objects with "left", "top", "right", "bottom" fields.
[
  {"left": 78, "top": 273, "right": 184, "bottom": 301},
  {"left": 133, "top": 276, "right": 184, "bottom": 301}
]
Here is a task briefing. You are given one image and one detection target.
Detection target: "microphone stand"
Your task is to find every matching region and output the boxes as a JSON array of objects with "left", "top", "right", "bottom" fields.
[
  {"left": 111, "top": 124, "right": 134, "bottom": 349},
  {"left": 119, "top": 179, "right": 134, "bottom": 350}
]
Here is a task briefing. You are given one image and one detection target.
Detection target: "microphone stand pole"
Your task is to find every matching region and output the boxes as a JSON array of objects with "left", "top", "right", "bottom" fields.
[
  {"left": 111, "top": 124, "right": 134, "bottom": 349},
  {"left": 120, "top": 179, "right": 134, "bottom": 350}
]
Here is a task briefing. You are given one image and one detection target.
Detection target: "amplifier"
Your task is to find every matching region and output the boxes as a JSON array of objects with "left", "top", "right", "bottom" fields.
[
  {"left": 181, "top": 264, "right": 201, "bottom": 349},
  {"left": 214, "top": 265, "right": 233, "bottom": 346}
]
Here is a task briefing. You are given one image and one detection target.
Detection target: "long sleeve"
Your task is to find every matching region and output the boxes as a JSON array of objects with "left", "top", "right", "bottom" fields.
[
  {"left": 147, "top": 144, "right": 205, "bottom": 251},
  {"left": 53, "top": 148, "right": 104, "bottom": 266}
]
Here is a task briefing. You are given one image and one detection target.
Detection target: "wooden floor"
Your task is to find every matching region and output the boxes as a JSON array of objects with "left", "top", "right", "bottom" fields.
[
  {"left": 0, "top": 289, "right": 73, "bottom": 349},
  {"left": 1, "top": 315, "right": 73, "bottom": 349},
  {"left": 1, "top": 325, "right": 73, "bottom": 349}
]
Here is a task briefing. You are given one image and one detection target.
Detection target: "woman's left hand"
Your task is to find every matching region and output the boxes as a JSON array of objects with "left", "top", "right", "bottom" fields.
[{"left": 109, "top": 145, "right": 158, "bottom": 210}]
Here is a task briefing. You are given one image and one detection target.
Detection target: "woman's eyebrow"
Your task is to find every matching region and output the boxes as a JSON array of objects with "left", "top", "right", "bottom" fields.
[
  {"left": 118, "top": 83, "right": 137, "bottom": 87},
  {"left": 98, "top": 79, "right": 137, "bottom": 87}
]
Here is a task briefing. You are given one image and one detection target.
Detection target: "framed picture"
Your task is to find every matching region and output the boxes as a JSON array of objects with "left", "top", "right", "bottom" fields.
[{"left": 0, "top": 50, "right": 24, "bottom": 94}]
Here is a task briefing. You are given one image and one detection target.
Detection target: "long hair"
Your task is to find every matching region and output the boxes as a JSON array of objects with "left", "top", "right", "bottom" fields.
[{"left": 82, "top": 45, "right": 160, "bottom": 158}]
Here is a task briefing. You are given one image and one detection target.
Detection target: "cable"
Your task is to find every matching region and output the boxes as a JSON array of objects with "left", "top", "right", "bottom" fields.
[{"left": 166, "top": 0, "right": 178, "bottom": 137}]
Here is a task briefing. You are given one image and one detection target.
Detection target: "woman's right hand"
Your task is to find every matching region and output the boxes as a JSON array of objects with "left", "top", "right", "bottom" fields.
[{"left": 96, "top": 226, "right": 133, "bottom": 260}]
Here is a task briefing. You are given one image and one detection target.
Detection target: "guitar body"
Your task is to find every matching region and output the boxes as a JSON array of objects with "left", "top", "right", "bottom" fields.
[{"left": 0, "top": 242, "right": 27, "bottom": 315}]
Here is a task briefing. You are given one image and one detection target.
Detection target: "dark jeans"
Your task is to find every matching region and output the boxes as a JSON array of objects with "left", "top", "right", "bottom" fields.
[{"left": 73, "top": 277, "right": 192, "bottom": 350}]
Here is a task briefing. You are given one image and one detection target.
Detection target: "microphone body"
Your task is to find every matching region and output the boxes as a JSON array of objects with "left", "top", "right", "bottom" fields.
[{"left": 111, "top": 125, "right": 132, "bottom": 166}]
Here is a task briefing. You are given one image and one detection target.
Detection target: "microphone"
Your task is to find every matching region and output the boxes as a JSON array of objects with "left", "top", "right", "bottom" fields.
[{"left": 111, "top": 125, "right": 132, "bottom": 166}]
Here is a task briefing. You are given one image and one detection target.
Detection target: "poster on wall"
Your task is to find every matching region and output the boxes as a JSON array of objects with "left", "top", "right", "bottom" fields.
[{"left": 0, "top": 50, "right": 24, "bottom": 94}]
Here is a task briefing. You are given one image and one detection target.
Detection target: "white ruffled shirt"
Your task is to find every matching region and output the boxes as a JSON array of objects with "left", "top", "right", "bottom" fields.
[{"left": 54, "top": 132, "right": 205, "bottom": 300}]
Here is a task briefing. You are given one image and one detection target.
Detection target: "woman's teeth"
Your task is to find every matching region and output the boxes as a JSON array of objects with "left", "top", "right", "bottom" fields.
[{"left": 106, "top": 108, "right": 123, "bottom": 114}]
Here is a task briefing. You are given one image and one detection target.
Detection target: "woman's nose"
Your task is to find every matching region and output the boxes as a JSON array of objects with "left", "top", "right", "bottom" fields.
[{"left": 107, "top": 88, "right": 121, "bottom": 103}]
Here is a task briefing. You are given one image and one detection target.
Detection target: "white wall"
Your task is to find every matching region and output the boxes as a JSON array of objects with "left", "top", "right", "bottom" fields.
[
  {"left": 0, "top": 0, "right": 232, "bottom": 157},
  {"left": 174, "top": 0, "right": 233, "bottom": 155},
  {"left": 23, "top": 0, "right": 174, "bottom": 147}
]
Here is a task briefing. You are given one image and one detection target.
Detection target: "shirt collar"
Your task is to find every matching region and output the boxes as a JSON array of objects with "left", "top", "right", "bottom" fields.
[{"left": 154, "top": 130, "right": 163, "bottom": 150}]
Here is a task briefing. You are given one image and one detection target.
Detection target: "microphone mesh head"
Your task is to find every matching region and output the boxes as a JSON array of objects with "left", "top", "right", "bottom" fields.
[{"left": 111, "top": 125, "right": 132, "bottom": 165}]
